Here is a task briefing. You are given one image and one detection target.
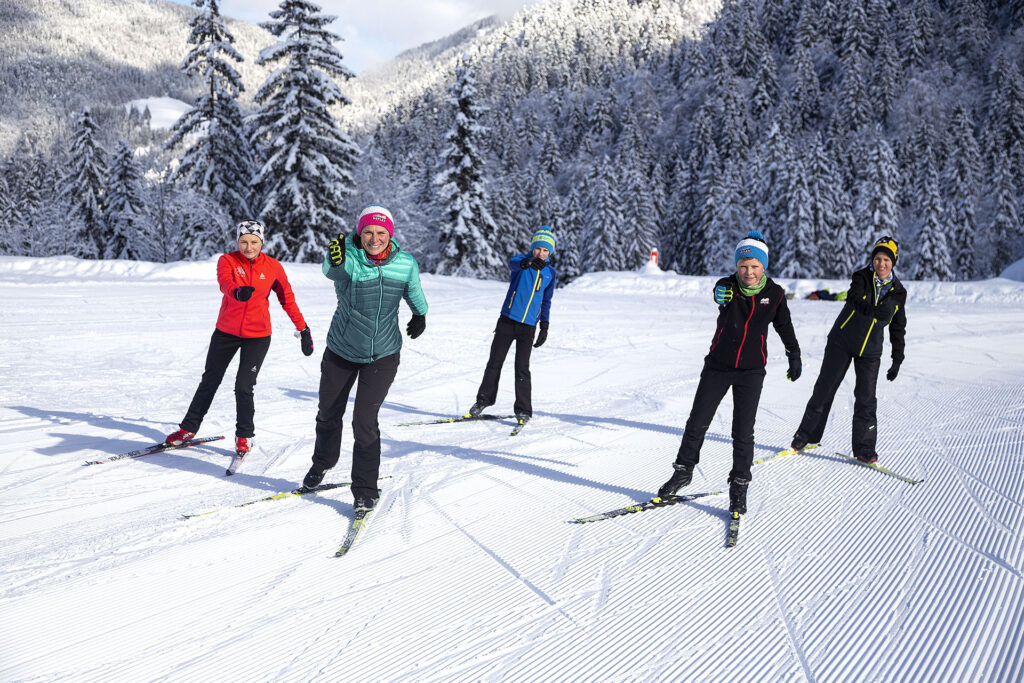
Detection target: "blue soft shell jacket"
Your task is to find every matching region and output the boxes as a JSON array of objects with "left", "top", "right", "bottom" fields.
[{"left": 500, "top": 255, "right": 555, "bottom": 326}]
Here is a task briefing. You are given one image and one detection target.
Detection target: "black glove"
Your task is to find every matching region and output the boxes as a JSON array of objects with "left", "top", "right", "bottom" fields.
[
  {"left": 787, "top": 355, "right": 802, "bottom": 381},
  {"left": 299, "top": 326, "right": 314, "bottom": 356},
  {"left": 534, "top": 321, "right": 549, "bottom": 348},
  {"left": 521, "top": 257, "right": 545, "bottom": 270},
  {"left": 327, "top": 233, "right": 345, "bottom": 267},
  {"left": 406, "top": 314, "right": 426, "bottom": 339},
  {"left": 233, "top": 286, "right": 255, "bottom": 302},
  {"left": 886, "top": 361, "right": 900, "bottom": 381}
]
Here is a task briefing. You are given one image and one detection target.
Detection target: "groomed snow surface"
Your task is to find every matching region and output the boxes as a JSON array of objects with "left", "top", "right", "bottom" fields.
[{"left": 1, "top": 255, "right": 1022, "bottom": 682}]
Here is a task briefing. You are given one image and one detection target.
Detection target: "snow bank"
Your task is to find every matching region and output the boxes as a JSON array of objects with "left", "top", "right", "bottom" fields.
[
  {"left": 1001, "top": 256, "right": 1024, "bottom": 282},
  {"left": 2, "top": 256, "right": 1022, "bottom": 304}
]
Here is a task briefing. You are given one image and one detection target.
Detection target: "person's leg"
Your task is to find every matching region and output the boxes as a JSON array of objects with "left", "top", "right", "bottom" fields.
[
  {"left": 511, "top": 322, "right": 535, "bottom": 417},
  {"left": 675, "top": 364, "right": 732, "bottom": 467},
  {"left": 350, "top": 353, "right": 401, "bottom": 502},
  {"left": 852, "top": 355, "right": 881, "bottom": 460},
  {"left": 180, "top": 330, "right": 241, "bottom": 433},
  {"left": 233, "top": 336, "right": 272, "bottom": 438},
  {"left": 475, "top": 317, "right": 516, "bottom": 408},
  {"left": 728, "top": 369, "right": 766, "bottom": 482},
  {"left": 793, "top": 341, "right": 853, "bottom": 444},
  {"left": 311, "top": 349, "right": 360, "bottom": 472}
]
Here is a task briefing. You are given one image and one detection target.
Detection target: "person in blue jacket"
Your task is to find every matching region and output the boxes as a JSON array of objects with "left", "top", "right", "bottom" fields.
[{"left": 466, "top": 227, "right": 557, "bottom": 428}]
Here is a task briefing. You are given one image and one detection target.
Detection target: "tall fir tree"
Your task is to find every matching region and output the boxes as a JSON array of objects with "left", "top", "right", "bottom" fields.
[
  {"left": 582, "top": 156, "right": 622, "bottom": 273},
  {"left": 61, "top": 109, "right": 107, "bottom": 258},
  {"left": 780, "top": 155, "right": 816, "bottom": 278},
  {"left": 165, "top": 0, "right": 255, "bottom": 222},
  {"left": 434, "top": 57, "right": 503, "bottom": 277},
  {"left": 943, "top": 106, "right": 981, "bottom": 280},
  {"left": 250, "top": 0, "right": 360, "bottom": 262},
  {"left": 854, "top": 130, "right": 900, "bottom": 254},
  {"left": 104, "top": 141, "right": 153, "bottom": 260},
  {"left": 912, "top": 155, "right": 953, "bottom": 281}
]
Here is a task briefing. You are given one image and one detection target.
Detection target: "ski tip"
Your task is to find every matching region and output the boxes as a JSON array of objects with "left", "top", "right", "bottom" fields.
[{"left": 224, "top": 469, "right": 234, "bottom": 476}]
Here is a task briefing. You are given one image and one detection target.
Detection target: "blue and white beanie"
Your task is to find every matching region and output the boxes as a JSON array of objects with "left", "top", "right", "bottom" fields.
[
  {"left": 735, "top": 230, "right": 769, "bottom": 270},
  {"left": 531, "top": 227, "right": 556, "bottom": 255},
  {"left": 237, "top": 220, "right": 265, "bottom": 243}
]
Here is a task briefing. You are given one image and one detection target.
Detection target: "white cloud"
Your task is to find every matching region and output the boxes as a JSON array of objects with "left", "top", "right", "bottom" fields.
[{"left": 175, "top": 0, "right": 543, "bottom": 74}]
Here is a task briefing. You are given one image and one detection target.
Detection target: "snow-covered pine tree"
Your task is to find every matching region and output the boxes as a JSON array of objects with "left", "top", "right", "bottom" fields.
[
  {"left": 558, "top": 186, "right": 584, "bottom": 283},
  {"left": 582, "top": 155, "right": 622, "bottom": 273},
  {"left": 250, "top": 0, "right": 360, "bottom": 262},
  {"left": 0, "top": 173, "right": 18, "bottom": 255},
  {"left": 986, "top": 145, "right": 1022, "bottom": 276},
  {"left": 943, "top": 106, "right": 981, "bottom": 280},
  {"left": 780, "top": 155, "right": 816, "bottom": 278},
  {"left": 695, "top": 143, "right": 726, "bottom": 276},
  {"left": 104, "top": 141, "right": 153, "bottom": 260},
  {"left": 434, "top": 56, "right": 503, "bottom": 278},
  {"left": 912, "top": 154, "right": 953, "bottom": 281},
  {"left": 164, "top": 0, "right": 254, "bottom": 224},
  {"left": 61, "top": 109, "right": 107, "bottom": 258},
  {"left": 854, "top": 128, "right": 900, "bottom": 255},
  {"left": 792, "top": 46, "right": 821, "bottom": 130},
  {"left": 752, "top": 117, "right": 791, "bottom": 248}
]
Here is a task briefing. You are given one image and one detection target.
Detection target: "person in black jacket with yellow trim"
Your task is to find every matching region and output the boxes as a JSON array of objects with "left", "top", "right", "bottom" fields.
[
  {"left": 790, "top": 236, "right": 907, "bottom": 463},
  {"left": 658, "top": 230, "right": 801, "bottom": 515}
]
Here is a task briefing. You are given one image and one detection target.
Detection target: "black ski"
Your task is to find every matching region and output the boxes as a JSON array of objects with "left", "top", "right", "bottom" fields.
[
  {"left": 726, "top": 512, "right": 741, "bottom": 547},
  {"left": 336, "top": 509, "right": 373, "bottom": 556},
  {"left": 752, "top": 443, "right": 818, "bottom": 466},
  {"left": 182, "top": 478, "right": 392, "bottom": 519},
  {"left": 84, "top": 435, "right": 225, "bottom": 466},
  {"left": 510, "top": 417, "right": 529, "bottom": 436},
  {"left": 396, "top": 414, "right": 514, "bottom": 427},
  {"left": 833, "top": 452, "right": 924, "bottom": 485},
  {"left": 570, "top": 491, "right": 724, "bottom": 524}
]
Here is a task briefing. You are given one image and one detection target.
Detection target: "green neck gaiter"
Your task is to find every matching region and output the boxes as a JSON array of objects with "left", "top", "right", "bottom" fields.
[{"left": 738, "top": 273, "right": 768, "bottom": 297}]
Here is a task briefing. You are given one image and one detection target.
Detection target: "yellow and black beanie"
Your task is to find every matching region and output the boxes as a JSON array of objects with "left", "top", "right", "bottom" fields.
[{"left": 871, "top": 236, "right": 899, "bottom": 265}]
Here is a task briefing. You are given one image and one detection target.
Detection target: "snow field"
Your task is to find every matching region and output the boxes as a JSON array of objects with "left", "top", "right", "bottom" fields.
[{"left": 0, "top": 256, "right": 1022, "bottom": 681}]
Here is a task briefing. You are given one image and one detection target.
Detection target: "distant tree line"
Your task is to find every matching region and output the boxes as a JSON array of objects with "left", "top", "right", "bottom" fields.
[{"left": 2, "top": 0, "right": 1023, "bottom": 283}]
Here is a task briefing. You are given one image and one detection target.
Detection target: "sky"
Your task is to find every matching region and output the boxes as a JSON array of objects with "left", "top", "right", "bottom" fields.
[{"left": 170, "top": 0, "right": 544, "bottom": 74}]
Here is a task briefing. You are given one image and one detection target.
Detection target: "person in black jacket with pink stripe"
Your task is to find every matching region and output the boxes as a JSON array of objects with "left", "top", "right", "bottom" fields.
[{"left": 658, "top": 231, "right": 801, "bottom": 515}]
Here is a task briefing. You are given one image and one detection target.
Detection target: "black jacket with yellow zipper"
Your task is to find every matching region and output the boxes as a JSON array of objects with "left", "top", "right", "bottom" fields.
[{"left": 828, "top": 267, "right": 907, "bottom": 362}]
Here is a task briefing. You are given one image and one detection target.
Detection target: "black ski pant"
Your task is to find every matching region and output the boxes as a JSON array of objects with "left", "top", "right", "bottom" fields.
[
  {"left": 794, "top": 339, "right": 880, "bottom": 459},
  {"left": 181, "top": 329, "right": 271, "bottom": 438},
  {"left": 311, "top": 348, "right": 400, "bottom": 501},
  {"left": 475, "top": 315, "right": 535, "bottom": 417},
  {"left": 675, "top": 361, "right": 766, "bottom": 482}
]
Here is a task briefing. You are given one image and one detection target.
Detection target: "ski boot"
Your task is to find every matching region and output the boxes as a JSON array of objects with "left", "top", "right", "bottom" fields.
[
  {"left": 165, "top": 428, "right": 195, "bottom": 446},
  {"left": 657, "top": 463, "right": 694, "bottom": 499},
  {"left": 728, "top": 476, "right": 750, "bottom": 515}
]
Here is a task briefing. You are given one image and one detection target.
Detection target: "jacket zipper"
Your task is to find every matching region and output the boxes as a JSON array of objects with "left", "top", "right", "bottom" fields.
[
  {"left": 239, "top": 256, "right": 253, "bottom": 336},
  {"left": 760, "top": 334, "right": 766, "bottom": 363},
  {"left": 735, "top": 295, "right": 756, "bottom": 368},
  {"left": 858, "top": 280, "right": 882, "bottom": 356},
  {"left": 371, "top": 266, "right": 383, "bottom": 360},
  {"left": 519, "top": 270, "right": 542, "bottom": 323}
]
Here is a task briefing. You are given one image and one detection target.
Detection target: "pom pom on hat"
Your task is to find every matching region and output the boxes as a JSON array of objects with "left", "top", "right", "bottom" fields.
[
  {"left": 735, "top": 230, "right": 769, "bottom": 270},
  {"left": 871, "top": 235, "right": 899, "bottom": 265},
  {"left": 237, "top": 220, "right": 265, "bottom": 243},
  {"left": 357, "top": 205, "right": 395, "bottom": 237},
  {"left": 530, "top": 226, "right": 556, "bottom": 254}
]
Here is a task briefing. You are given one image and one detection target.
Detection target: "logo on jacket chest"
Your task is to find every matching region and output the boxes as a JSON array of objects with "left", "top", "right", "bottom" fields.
[
  {"left": 236, "top": 266, "right": 246, "bottom": 277},
  {"left": 759, "top": 297, "right": 770, "bottom": 305},
  {"left": 259, "top": 273, "right": 266, "bottom": 280}
]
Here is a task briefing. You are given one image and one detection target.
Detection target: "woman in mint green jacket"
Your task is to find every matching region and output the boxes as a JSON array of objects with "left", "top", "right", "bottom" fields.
[{"left": 301, "top": 205, "right": 428, "bottom": 512}]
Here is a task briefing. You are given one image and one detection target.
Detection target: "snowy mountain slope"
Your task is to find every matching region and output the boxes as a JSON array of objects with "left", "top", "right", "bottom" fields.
[
  {"left": 0, "top": 256, "right": 1022, "bottom": 680},
  {"left": 0, "top": 0, "right": 274, "bottom": 153}
]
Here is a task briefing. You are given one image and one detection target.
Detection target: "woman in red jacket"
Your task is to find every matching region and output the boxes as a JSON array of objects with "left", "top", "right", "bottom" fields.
[{"left": 165, "top": 221, "right": 313, "bottom": 472}]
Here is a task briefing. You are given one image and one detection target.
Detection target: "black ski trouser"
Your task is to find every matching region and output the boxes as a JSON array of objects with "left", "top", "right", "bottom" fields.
[
  {"left": 312, "top": 348, "right": 400, "bottom": 501},
  {"left": 181, "top": 329, "right": 271, "bottom": 438},
  {"left": 475, "top": 315, "right": 535, "bottom": 417},
  {"left": 675, "top": 361, "right": 766, "bottom": 482},
  {"left": 794, "top": 339, "right": 880, "bottom": 459}
]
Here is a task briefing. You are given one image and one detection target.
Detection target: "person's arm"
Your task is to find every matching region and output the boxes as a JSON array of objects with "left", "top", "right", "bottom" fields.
[
  {"left": 271, "top": 264, "right": 307, "bottom": 332},
  {"left": 887, "top": 292, "right": 907, "bottom": 379},
  {"left": 539, "top": 266, "right": 556, "bottom": 323},
  {"left": 322, "top": 233, "right": 353, "bottom": 282},
  {"left": 216, "top": 254, "right": 236, "bottom": 296},
  {"left": 402, "top": 257, "right": 428, "bottom": 317}
]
